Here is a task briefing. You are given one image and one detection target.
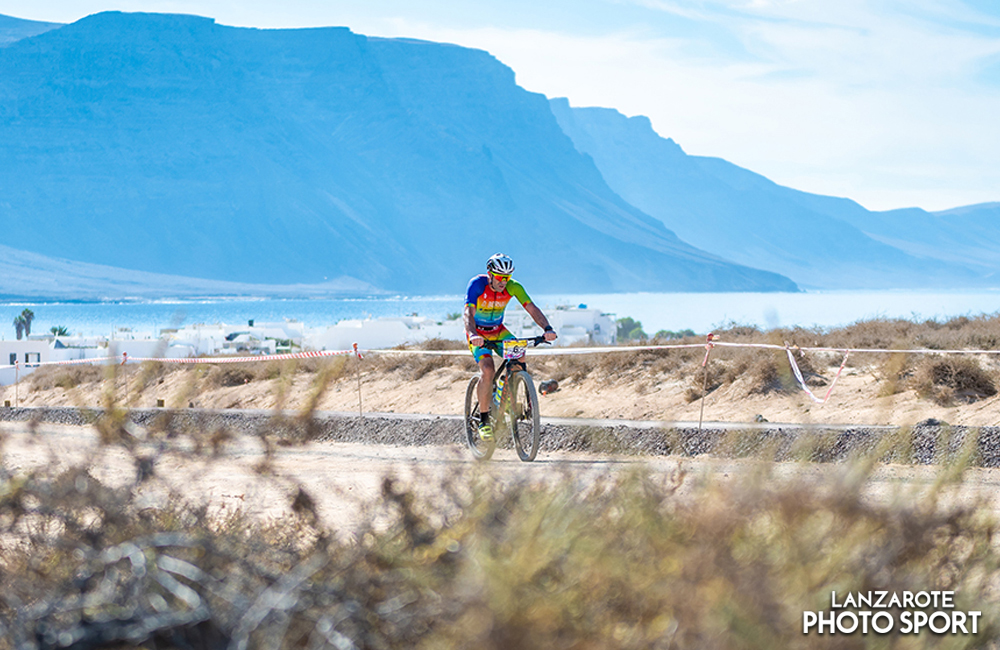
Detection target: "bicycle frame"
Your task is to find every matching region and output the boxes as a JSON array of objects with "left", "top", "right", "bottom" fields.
[
  {"left": 483, "top": 335, "right": 543, "bottom": 411},
  {"left": 465, "top": 335, "right": 547, "bottom": 461}
]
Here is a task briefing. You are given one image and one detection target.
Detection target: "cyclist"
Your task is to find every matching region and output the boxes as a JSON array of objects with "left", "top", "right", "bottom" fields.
[{"left": 464, "top": 253, "right": 558, "bottom": 440}]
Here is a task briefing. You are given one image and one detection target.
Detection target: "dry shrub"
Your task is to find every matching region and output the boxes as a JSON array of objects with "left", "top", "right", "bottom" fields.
[
  {"left": 687, "top": 346, "right": 824, "bottom": 399},
  {"left": 253, "top": 360, "right": 286, "bottom": 381},
  {"left": 826, "top": 314, "right": 1000, "bottom": 356},
  {"left": 368, "top": 353, "right": 471, "bottom": 380},
  {"left": 294, "top": 357, "right": 326, "bottom": 373},
  {"left": 27, "top": 365, "right": 105, "bottom": 392},
  {"left": 743, "top": 352, "right": 791, "bottom": 395},
  {"left": 404, "top": 357, "right": 450, "bottom": 380},
  {"left": 132, "top": 360, "right": 169, "bottom": 394},
  {"left": 550, "top": 353, "right": 598, "bottom": 382},
  {"left": 715, "top": 348, "right": 792, "bottom": 396},
  {"left": 363, "top": 338, "right": 471, "bottom": 378},
  {"left": 914, "top": 356, "right": 997, "bottom": 406},
  {"left": 550, "top": 345, "right": 699, "bottom": 386},
  {"left": 831, "top": 318, "right": 920, "bottom": 351},
  {"left": 206, "top": 366, "right": 256, "bottom": 388},
  {"left": 684, "top": 361, "right": 727, "bottom": 402},
  {"left": 673, "top": 324, "right": 835, "bottom": 398},
  {"left": 713, "top": 322, "right": 762, "bottom": 339},
  {"left": 417, "top": 337, "right": 466, "bottom": 351},
  {"left": 876, "top": 351, "right": 915, "bottom": 396},
  {"left": 914, "top": 314, "right": 1000, "bottom": 350}
]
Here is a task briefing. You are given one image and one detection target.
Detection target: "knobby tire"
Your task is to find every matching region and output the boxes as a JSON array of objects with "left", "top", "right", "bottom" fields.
[
  {"left": 464, "top": 375, "right": 495, "bottom": 460},
  {"left": 507, "top": 371, "right": 541, "bottom": 462}
]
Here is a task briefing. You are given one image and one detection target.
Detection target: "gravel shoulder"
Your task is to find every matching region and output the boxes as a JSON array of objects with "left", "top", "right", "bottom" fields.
[{"left": 3, "top": 405, "right": 998, "bottom": 466}]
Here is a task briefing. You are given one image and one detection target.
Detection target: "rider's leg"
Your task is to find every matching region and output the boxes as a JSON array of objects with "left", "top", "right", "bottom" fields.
[{"left": 477, "top": 355, "right": 495, "bottom": 420}]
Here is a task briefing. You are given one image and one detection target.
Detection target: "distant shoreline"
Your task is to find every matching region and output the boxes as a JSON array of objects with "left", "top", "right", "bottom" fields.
[{"left": 4, "top": 290, "right": 1000, "bottom": 339}]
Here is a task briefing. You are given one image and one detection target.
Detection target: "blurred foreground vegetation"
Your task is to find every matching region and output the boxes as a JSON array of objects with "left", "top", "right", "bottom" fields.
[{"left": 3, "top": 396, "right": 1000, "bottom": 648}]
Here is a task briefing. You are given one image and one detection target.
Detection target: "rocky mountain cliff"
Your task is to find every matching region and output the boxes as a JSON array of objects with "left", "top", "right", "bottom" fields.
[
  {"left": 0, "top": 12, "right": 797, "bottom": 297},
  {"left": 550, "top": 98, "right": 992, "bottom": 289}
]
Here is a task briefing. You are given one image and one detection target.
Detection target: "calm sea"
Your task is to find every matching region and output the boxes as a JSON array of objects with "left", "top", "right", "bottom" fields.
[{"left": 2, "top": 291, "right": 1000, "bottom": 338}]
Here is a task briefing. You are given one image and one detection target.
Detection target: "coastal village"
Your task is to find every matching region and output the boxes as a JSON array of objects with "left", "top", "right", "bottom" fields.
[{"left": 0, "top": 304, "right": 616, "bottom": 385}]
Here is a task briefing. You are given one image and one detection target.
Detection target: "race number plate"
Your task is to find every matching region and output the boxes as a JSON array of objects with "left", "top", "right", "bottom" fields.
[{"left": 503, "top": 340, "right": 528, "bottom": 360}]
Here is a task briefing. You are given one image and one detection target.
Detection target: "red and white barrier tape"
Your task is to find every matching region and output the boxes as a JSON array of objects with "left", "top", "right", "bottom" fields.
[
  {"left": 702, "top": 333, "right": 718, "bottom": 367},
  {"left": 0, "top": 346, "right": 362, "bottom": 371},
  {"left": 785, "top": 347, "right": 850, "bottom": 405}
]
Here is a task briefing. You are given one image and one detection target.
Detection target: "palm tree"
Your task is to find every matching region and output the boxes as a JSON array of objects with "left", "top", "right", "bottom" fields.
[
  {"left": 21, "top": 309, "right": 34, "bottom": 337},
  {"left": 13, "top": 315, "right": 25, "bottom": 340},
  {"left": 50, "top": 325, "right": 70, "bottom": 336}
]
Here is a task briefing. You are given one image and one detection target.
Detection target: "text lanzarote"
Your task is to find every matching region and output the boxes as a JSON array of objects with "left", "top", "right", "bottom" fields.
[{"left": 803, "top": 591, "right": 981, "bottom": 635}]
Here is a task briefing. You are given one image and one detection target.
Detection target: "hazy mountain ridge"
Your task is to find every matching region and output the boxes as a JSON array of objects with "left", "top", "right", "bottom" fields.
[
  {"left": 0, "top": 11, "right": 797, "bottom": 298},
  {"left": 550, "top": 98, "right": 994, "bottom": 289},
  {"left": 840, "top": 203, "right": 1000, "bottom": 276},
  {"left": 0, "top": 14, "right": 62, "bottom": 46},
  {"left": 0, "top": 244, "right": 380, "bottom": 301}
]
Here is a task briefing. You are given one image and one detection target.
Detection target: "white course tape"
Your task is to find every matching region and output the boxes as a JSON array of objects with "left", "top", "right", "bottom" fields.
[
  {"left": 368, "top": 343, "right": 708, "bottom": 357},
  {"left": 0, "top": 346, "right": 361, "bottom": 371},
  {"left": 710, "top": 341, "right": 1000, "bottom": 355},
  {"left": 785, "top": 348, "right": 850, "bottom": 405}
]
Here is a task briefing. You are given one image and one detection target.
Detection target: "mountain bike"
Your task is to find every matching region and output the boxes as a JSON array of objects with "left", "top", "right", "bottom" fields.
[{"left": 464, "top": 336, "right": 547, "bottom": 461}]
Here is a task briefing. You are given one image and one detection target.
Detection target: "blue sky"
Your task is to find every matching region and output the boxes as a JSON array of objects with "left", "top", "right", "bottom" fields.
[{"left": 3, "top": 0, "right": 999, "bottom": 212}]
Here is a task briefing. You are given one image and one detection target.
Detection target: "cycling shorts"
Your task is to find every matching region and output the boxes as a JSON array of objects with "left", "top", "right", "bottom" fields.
[{"left": 468, "top": 326, "right": 515, "bottom": 363}]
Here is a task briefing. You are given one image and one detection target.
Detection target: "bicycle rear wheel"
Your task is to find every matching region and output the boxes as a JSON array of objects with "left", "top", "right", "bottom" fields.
[
  {"left": 464, "top": 375, "right": 495, "bottom": 460},
  {"left": 506, "top": 371, "right": 541, "bottom": 461}
]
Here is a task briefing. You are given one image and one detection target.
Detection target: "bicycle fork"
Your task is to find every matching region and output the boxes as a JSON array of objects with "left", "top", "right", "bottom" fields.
[{"left": 491, "top": 370, "right": 508, "bottom": 424}]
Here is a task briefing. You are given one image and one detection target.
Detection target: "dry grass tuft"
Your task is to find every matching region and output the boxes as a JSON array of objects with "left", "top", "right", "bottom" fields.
[
  {"left": 27, "top": 365, "right": 104, "bottom": 392},
  {"left": 206, "top": 366, "right": 256, "bottom": 388},
  {"left": 914, "top": 356, "right": 998, "bottom": 406}
]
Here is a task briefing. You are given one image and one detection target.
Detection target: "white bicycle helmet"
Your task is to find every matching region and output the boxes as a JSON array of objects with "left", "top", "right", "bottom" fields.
[{"left": 486, "top": 253, "right": 514, "bottom": 275}]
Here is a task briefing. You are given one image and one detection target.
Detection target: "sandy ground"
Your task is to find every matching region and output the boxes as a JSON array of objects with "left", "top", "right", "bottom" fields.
[
  {"left": 6, "top": 421, "right": 1000, "bottom": 534},
  {"left": 4, "top": 354, "right": 1000, "bottom": 427}
]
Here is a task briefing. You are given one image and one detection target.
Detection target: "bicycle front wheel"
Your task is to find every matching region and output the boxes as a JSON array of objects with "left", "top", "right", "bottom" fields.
[
  {"left": 506, "top": 371, "right": 541, "bottom": 461},
  {"left": 464, "top": 375, "right": 495, "bottom": 460}
]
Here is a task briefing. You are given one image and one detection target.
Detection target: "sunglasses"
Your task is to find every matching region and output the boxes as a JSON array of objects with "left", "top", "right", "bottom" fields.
[{"left": 490, "top": 273, "right": 511, "bottom": 282}]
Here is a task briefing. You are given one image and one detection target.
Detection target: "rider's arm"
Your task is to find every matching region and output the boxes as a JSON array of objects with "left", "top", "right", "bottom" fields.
[
  {"left": 465, "top": 276, "right": 488, "bottom": 346},
  {"left": 464, "top": 302, "right": 484, "bottom": 346},
  {"left": 463, "top": 302, "right": 478, "bottom": 337},
  {"left": 524, "top": 302, "right": 557, "bottom": 341}
]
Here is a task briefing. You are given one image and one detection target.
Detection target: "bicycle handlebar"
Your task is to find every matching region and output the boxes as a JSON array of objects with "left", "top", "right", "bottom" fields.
[{"left": 481, "top": 335, "right": 549, "bottom": 352}]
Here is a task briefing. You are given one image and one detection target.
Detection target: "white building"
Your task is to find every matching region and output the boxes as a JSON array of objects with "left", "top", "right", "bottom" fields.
[
  {"left": 0, "top": 339, "right": 51, "bottom": 385},
  {"left": 306, "top": 304, "right": 615, "bottom": 350},
  {"left": 504, "top": 304, "right": 616, "bottom": 346},
  {"left": 307, "top": 316, "right": 465, "bottom": 351},
  {"left": 0, "top": 305, "right": 616, "bottom": 387},
  {"left": 164, "top": 320, "right": 304, "bottom": 356}
]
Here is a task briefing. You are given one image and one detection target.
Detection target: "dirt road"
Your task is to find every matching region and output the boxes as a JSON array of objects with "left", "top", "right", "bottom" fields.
[{"left": 5, "top": 412, "right": 1000, "bottom": 531}]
